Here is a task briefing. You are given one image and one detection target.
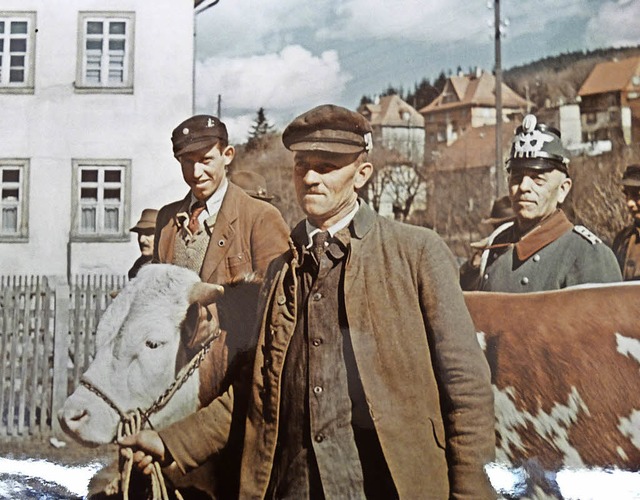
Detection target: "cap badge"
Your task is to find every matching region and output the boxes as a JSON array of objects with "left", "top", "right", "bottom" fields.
[
  {"left": 513, "top": 129, "right": 554, "bottom": 159},
  {"left": 364, "top": 132, "right": 373, "bottom": 152},
  {"left": 207, "top": 118, "right": 216, "bottom": 128},
  {"left": 522, "top": 114, "right": 537, "bottom": 133},
  {"left": 182, "top": 127, "right": 189, "bottom": 135}
]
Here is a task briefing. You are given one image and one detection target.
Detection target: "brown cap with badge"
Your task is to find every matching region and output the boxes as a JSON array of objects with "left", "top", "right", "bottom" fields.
[
  {"left": 171, "top": 115, "right": 228, "bottom": 157},
  {"left": 622, "top": 164, "right": 640, "bottom": 187},
  {"left": 229, "top": 170, "right": 275, "bottom": 202},
  {"left": 506, "top": 114, "right": 570, "bottom": 175},
  {"left": 282, "top": 104, "right": 373, "bottom": 154}
]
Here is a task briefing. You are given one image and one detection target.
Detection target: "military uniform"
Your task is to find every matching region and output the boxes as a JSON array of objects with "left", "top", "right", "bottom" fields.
[
  {"left": 479, "top": 210, "right": 621, "bottom": 292},
  {"left": 479, "top": 114, "right": 622, "bottom": 292}
]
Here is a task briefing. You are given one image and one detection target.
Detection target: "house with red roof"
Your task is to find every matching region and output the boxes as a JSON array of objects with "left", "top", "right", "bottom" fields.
[{"left": 578, "top": 56, "right": 640, "bottom": 145}]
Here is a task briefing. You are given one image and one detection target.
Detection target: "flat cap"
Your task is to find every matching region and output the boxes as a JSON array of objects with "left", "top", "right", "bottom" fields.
[
  {"left": 506, "top": 114, "right": 570, "bottom": 174},
  {"left": 622, "top": 164, "right": 640, "bottom": 187},
  {"left": 171, "top": 115, "right": 228, "bottom": 157},
  {"left": 282, "top": 104, "right": 373, "bottom": 154},
  {"left": 129, "top": 208, "right": 158, "bottom": 232}
]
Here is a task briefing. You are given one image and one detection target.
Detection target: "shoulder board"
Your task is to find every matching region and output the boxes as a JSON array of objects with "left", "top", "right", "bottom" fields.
[{"left": 573, "top": 225, "right": 602, "bottom": 245}]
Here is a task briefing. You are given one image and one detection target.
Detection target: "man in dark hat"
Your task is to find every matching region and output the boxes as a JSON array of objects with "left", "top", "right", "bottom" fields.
[
  {"left": 479, "top": 114, "right": 621, "bottom": 292},
  {"left": 151, "top": 115, "right": 290, "bottom": 495},
  {"left": 459, "top": 196, "right": 514, "bottom": 290},
  {"left": 612, "top": 164, "right": 640, "bottom": 280},
  {"left": 128, "top": 208, "right": 158, "bottom": 279},
  {"left": 122, "top": 104, "right": 495, "bottom": 499}
]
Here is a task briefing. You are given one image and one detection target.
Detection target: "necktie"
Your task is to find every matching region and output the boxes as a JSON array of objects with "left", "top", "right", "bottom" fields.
[
  {"left": 188, "top": 201, "right": 206, "bottom": 234},
  {"left": 311, "top": 231, "right": 330, "bottom": 263}
]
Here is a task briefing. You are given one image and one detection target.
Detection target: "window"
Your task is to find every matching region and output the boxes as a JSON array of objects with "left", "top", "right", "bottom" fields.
[
  {"left": 0, "top": 12, "right": 36, "bottom": 93},
  {"left": 71, "top": 160, "right": 130, "bottom": 241},
  {"left": 0, "top": 159, "right": 29, "bottom": 241},
  {"left": 76, "top": 12, "right": 134, "bottom": 93}
]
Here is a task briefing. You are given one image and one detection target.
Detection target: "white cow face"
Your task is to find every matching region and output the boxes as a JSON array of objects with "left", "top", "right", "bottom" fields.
[{"left": 58, "top": 264, "right": 223, "bottom": 445}]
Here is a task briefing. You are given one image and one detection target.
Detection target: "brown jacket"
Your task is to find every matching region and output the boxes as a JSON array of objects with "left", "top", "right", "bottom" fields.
[
  {"left": 154, "top": 181, "right": 290, "bottom": 284},
  {"left": 160, "top": 201, "right": 496, "bottom": 499}
]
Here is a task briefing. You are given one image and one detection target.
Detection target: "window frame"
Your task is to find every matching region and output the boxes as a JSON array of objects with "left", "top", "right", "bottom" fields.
[
  {"left": 71, "top": 159, "right": 131, "bottom": 242},
  {"left": 75, "top": 11, "right": 135, "bottom": 94},
  {"left": 0, "top": 12, "right": 36, "bottom": 94},
  {"left": 0, "top": 158, "right": 29, "bottom": 242}
]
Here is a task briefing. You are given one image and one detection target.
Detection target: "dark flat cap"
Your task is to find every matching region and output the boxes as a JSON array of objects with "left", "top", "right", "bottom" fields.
[
  {"left": 282, "top": 104, "right": 373, "bottom": 154},
  {"left": 171, "top": 115, "right": 228, "bottom": 157},
  {"left": 622, "top": 164, "right": 640, "bottom": 187},
  {"left": 506, "top": 114, "right": 570, "bottom": 175}
]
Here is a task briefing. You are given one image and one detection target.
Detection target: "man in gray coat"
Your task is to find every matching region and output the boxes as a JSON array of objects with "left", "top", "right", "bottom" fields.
[
  {"left": 479, "top": 114, "right": 621, "bottom": 292},
  {"left": 122, "top": 105, "right": 496, "bottom": 499}
]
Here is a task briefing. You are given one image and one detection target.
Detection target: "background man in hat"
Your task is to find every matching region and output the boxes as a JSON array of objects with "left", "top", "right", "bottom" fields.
[
  {"left": 122, "top": 104, "right": 495, "bottom": 499},
  {"left": 228, "top": 169, "right": 276, "bottom": 203},
  {"left": 612, "top": 164, "right": 640, "bottom": 280},
  {"left": 459, "top": 195, "right": 514, "bottom": 290},
  {"left": 128, "top": 208, "right": 158, "bottom": 279},
  {"left": 479, "top": 114, "right": 621, "bottom": 292}
]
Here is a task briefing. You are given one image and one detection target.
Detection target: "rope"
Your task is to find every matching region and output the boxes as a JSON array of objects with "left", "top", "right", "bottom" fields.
[{"left": 117, "top": 409, "right": 178, "bottom": 500}]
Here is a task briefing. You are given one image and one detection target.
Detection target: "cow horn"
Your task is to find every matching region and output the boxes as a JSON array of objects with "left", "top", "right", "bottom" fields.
[{"left": 188, "top": 282, "right": 224, "bottom": 305}]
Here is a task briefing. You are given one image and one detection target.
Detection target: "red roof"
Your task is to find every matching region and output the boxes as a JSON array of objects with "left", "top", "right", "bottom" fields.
[
  {"left": 420, "top": 71, "right": 530, "bottom": 114},
  {"left": 578, "top": 56, "right": 640, "bottom": 96}
]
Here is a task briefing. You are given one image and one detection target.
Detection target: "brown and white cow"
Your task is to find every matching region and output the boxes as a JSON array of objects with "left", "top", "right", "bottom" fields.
[
  {"left": 465, "top": 283, "right": 640, "bottom": 472},
  {"left": 60, "top": 264, "right": 640, "bottom": 496}
]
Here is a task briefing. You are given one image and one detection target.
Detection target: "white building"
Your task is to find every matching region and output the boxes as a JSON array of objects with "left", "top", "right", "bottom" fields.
[{"left": 0, "top": 0, "right": 197, "bottom": 276}]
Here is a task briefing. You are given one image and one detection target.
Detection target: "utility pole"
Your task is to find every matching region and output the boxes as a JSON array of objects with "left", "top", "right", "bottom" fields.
[
  {"left": 193, "top": 0, "right": 222, "bottom": 114},
  {"left": 493, "top": 0, "right": 506, "bottom": 197}
]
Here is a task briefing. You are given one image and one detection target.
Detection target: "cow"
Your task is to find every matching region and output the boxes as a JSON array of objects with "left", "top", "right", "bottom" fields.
[
  {"left": 59, "top": 264, "right": 640, "bottom": 497},
  {"left": 465, "top": 283, "right": 640, "bottom": 474},
  {"left": 58, "top": 263, "right": 260, "bottom": 498}
]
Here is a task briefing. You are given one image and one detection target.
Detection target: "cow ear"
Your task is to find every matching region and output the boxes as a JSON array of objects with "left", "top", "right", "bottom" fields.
[
  {"left": 181, "top": 302, "right": 219, "bottom": 353},
  {"left": 188, "top": 282, "right": 224, "bottom": 306}
]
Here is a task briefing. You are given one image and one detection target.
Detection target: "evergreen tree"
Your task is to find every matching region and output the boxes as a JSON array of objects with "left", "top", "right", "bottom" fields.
[{"left": 247, "top": 107, "right": 275, "bottom": 151}]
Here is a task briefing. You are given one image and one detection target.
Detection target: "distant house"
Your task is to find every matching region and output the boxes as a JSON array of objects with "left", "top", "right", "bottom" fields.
[
  {"left": 0, "top": 0, "right": 197, "bottom": 276},
  {"left": 419, "top": 69, "right": 529, "bottom": 157},
  {"left": 359, "top": 95, "right": 427, "bottom": 220},
  {"left": 426, "top": 123, "right": 514, "bottom": 257},
  {"left": 359, "top": 94, "right": 425, "bottom": 165},
  {"left": 578, "top": 56, "right": 640, "bottom": 145}
]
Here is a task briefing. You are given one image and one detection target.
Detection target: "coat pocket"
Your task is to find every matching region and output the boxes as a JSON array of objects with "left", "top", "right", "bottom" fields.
[{"left": 226, "top": 250, "right": 251, "bottom": 274}]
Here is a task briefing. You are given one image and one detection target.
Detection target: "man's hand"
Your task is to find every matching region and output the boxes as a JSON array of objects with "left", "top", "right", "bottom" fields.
[{"left": 118, "top": 430, "right": 170, "bottom": 475}]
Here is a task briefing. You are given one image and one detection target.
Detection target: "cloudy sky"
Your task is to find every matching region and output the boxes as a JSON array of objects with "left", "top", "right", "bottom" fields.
[{"left": 193, "top": 0, "right": 640, "bottom": 143}]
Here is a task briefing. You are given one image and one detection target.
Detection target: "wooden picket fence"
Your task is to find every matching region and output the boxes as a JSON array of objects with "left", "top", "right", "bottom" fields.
[{"left": 0, "top": 274, "right": 126, "bottom": 439}]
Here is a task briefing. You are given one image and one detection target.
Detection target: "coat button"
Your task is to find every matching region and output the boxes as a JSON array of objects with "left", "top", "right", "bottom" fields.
[
  {"left": 521, "top": 277, "right": 529, "bottom": 285},
  {"left": 533, "top": 254, "right": 540, "bottom": 262},
  {"left": 312, "top": 338, "right": 323, "bottom": 347},
  {"left": 314, "top": 433, "right": 325, "bottom": 443},
  {"left": 312, "top": 292, "right": 322, "bottom": 301},
  {"left": 483, "top": 274, "right": 489, "bottom": 280},
  {"left": 313, "top": 386, "right": 323, "bottom": 395},
  {"left": 218, "top": 239, "right": 225, "bottom": 247}
]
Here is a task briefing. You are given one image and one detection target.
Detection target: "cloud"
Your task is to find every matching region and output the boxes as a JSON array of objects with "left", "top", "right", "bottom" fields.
[
  {"left": 195, "top": 45, "right": 351, "bottom": 136},
  {"left": 585, "top": 0, "right": 640, "bottom": 48}
]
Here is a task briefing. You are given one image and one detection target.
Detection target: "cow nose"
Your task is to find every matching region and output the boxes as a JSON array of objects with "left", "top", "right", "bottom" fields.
[{"left": 57, "top": 407, "right": 90, "bottom": 433}]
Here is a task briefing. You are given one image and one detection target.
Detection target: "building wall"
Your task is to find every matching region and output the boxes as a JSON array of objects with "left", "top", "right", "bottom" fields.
[
  {"left": 0, "top": 0, "right": 193, "bottom": 276},
  {"left": 379, "top": 125, "right": 425, "bottom": 165}
]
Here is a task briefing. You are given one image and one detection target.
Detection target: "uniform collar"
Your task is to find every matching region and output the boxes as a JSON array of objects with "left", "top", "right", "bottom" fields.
[{"left": 514, "top": 209, "right": 573, "bottom": 261}]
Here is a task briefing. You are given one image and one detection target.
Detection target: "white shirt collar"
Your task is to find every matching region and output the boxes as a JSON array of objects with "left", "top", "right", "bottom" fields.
[
  {"left": 304, "top": 201, "right": 359, "bottom": 248},
  {"left": 189, "top": 177, "right": 228, "bottom": 218}
]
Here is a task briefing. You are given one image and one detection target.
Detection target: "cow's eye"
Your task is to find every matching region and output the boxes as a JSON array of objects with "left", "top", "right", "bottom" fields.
[{"left": 145, "top": 340, "right": 162, "bottom": 349}]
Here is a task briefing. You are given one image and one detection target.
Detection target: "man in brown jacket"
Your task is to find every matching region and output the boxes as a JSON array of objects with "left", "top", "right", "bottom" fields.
[
  {"left": 123, "top": 105, "right": 496, "bottom": 499},
  {"left": 612, "top": 164, "right": 640, "bottom": 280}
]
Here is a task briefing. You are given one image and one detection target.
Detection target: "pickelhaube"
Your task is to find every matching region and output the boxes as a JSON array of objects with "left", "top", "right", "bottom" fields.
[{"left": 506, "top": 114, "right": 570, "bottom": 174}]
